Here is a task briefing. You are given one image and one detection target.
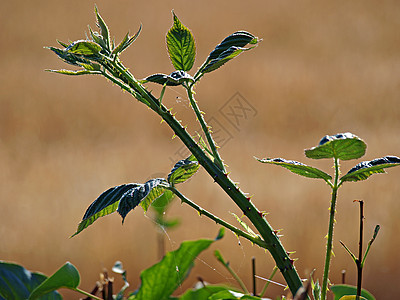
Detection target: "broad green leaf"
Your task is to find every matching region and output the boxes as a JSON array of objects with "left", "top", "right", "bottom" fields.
[
  {"left": 256, "top": 157, "right": 332, "bottom": 181},
  {"left": 331, "top": 285, "right": 375, "bottom": 300},
  {"left": 29, "top": 262, "right": 80, "bottom": 300},
  {"left": 95, "top": 5, "right": 111, "bottom": 51},
  {"left": 46, "top": 69, "right": 100, "bottom": 76},
  {"left": 135, "top": 234, "right": 222, "bottom": 300},
  {"left": 338, "top": 296, "right": 367, "bottom": 300},
  {"left": 151, "top": 189, "right": 175, "bottom": 215},
  {"left": 118, "top": 178, "right": 169, "bottom": 220},
  {"left": 142, "top": 71, "right": 194, "bottom": 86},
  {"left": 168, "top": 155, "right": 200, "bottom": 185},
  {"left": 0, "top": 261, "right": 61, "bottom": 300},
  {"left": 196, "top": 31, "right": 259, "bottom": 77},
  {"left": 340, "top": 156, "right": 400, "bottom": 182},
  {"left": 305, "top": 133, "right": 366, "bottom": 160},
  {"left": 72, "top": 183, "right": 139, "bottom": 237},
  {"left": 166, "top": 12, "right": 196, "bottom": 71},
  {"left": 201, "top": 46, "right": 250, "bottom": 74},
  {"left": 66, "top": 40, "right": 102, "bottom": 56}
]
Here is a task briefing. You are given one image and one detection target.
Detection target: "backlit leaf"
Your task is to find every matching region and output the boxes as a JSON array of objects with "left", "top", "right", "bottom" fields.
[
  {"left": 168, "top": 155, "right": 200, "bottom": 185},
  {"left": 305, "top": 133, "right": 366, "bottom": 160},
  {"left": 0, "top": 261, "right": 61, "bottom": 300},
  {"left": 196, "top": 31, "right": 259, "bottom": 77},
  {"left": 166, "top": 12, "right": 196, "bottom": 71},
  {"left": 135, "top": 235, "right": 222, "bottom": 300},
  {"left": 201, "top": 46, "right": 249, "bottom": 74},
  {"left": 256, "top": 157, "right": 332, "bottom": 181},
  {"left": 66, "top": 40, "right": 102, "bottom": 56},
  {"left": 72, "top": 184, "right": 139, "bottom": 237},
  {"left": 340, "top": 156, "right": 400, "bottom": 183},
  {"left": 117, "top": 178, "right": 169, "bottom": 220},
  {"left": 29, "top": 262, "right": 80, "bottom": 300}
]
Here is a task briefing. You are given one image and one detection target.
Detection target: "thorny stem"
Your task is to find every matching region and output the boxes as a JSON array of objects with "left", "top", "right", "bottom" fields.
[
  {"left": 185, "top": 84, "right": 225, "bottom": 172},
  {"left": 98, "top": 59, "right": 306, "bottom": 298},
  {"left": 169, "top": 186, "right": 268, "bottom": 249},
  {"left": 321, "top": 157, "right": 340, "bottom": 300}
]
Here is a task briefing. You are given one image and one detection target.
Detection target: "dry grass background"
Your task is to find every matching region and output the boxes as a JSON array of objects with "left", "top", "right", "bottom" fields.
[{"left": 1, "top": 0, "right": 400, "bottom": 298}]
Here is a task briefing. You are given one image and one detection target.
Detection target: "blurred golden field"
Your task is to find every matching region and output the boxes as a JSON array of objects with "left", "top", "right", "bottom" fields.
[{"left": 1, "top": 0, "right": 400, "bottom": 298}]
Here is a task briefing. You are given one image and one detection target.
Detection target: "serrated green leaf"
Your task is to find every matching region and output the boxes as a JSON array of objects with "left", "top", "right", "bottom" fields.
[
  {"left": 196, "top": 31, "right": 259, "bottom": 77},
  {"left": 0, "top": 261, "right": 61, "bottom": 300},
  {"left": 201, "top": 46, "right": 249, "bottom": 74},
  {"left": 29, "top": 262, "right": 80, "bottom": 300},
  {"left": 95, "top": 5, "right": 111, "bottom": 51},
  {"left": 340, "top": 156, "right": 400, "bottom": 183},
  {"left": 117, "top": 178, "right": 169, "bottom": 220},
  {"left": 331, "top": 285, "right": 375, "bottom": 300},
  {"left": 46, "top": 69, "right": 100, "bottom": 76},
  {"left": 256, "top": 157, "right": 332, "bottom": 181},
  {"left": 168, "top": 155, "right": 200, "bottom": 185},
  {"left": 72, "top": 184, "right": 139, "bottom": 237},
  {"left": 66, "top": 40, "right": 102, "bottom": 56},
  {"left": 166, "top": 11, "right": 196, "bottom": 71},
  {"left": 135, "top": 237, "right": 220, "bottom": 300},
  {"left": 305, "top": 133, "right": 366, "bottom": 160}
]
